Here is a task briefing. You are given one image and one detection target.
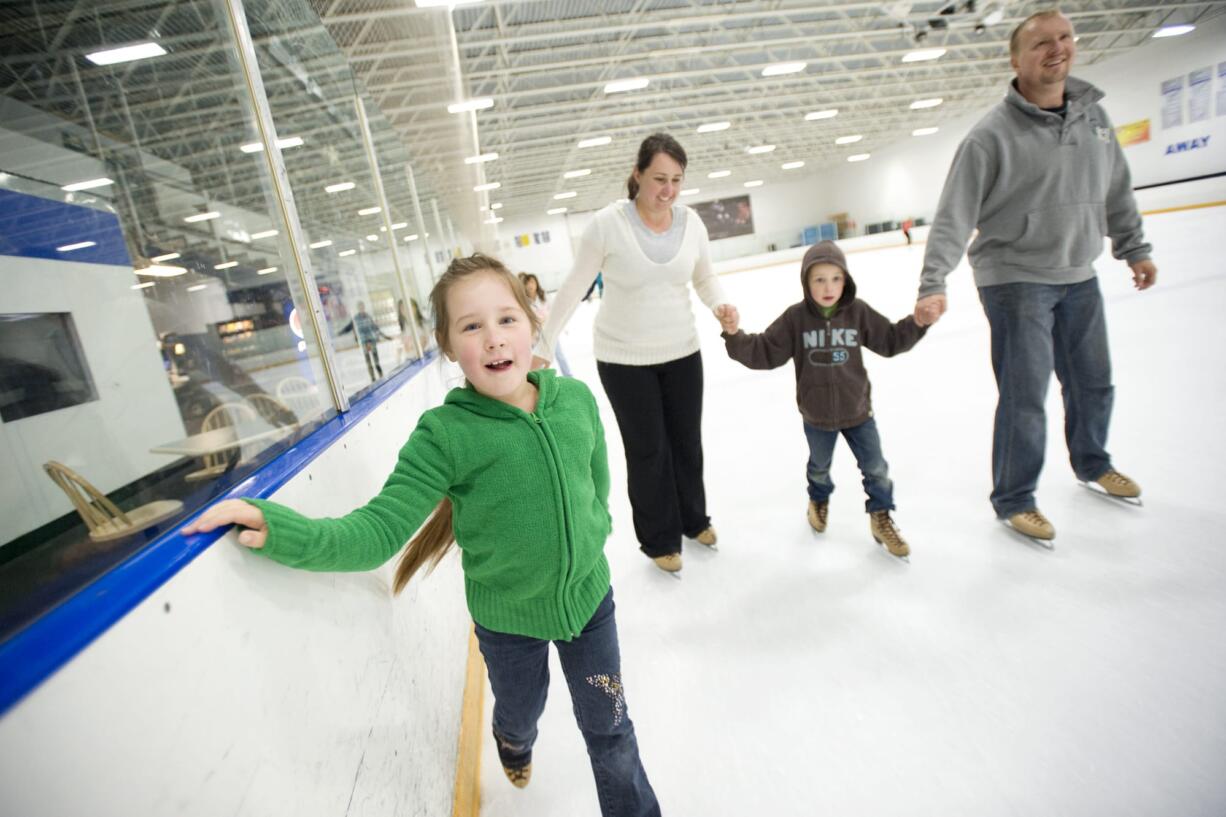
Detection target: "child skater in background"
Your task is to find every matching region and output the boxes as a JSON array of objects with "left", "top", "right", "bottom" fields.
[
  {"left": 186, "top": 254, "right": 661, "bottom": 817},
  {"left": 718, "top": 240, "right": 932, "bottom": 559},
  {"left": 519, "top": 271, "right": 570, "bottom": 374}
]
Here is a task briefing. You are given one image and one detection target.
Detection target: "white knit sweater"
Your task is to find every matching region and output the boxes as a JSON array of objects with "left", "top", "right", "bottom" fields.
[{"left": 536, "top": 201, "right": 730, "bottom": 366}]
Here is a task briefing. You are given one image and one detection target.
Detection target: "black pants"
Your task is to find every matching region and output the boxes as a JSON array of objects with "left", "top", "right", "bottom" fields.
[
  {"left": 597, "top": 351, "right": 709, "bottom": 558},
  {"left": 362, "top": 340, "right": 383, "bottom": 381}
]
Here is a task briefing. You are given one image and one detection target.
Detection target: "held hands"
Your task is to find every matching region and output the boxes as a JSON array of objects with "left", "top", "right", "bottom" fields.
[
  {"left": 714, "top": 304, "right": 740, "bottom": 334},
  {"left": 913, "top": 294, "right": 946, "bottom": 327},
  {"left": 181, "top": 499, "right": 268, "bottom": 549},
  {"left": 1129, "top": 259, "right": 1157, "bottom": 291}
]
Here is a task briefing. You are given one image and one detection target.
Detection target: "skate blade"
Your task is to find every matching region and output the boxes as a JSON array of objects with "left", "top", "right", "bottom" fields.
[
  {"left": 1079, "top": 481, "right": 1143, "bottom": 507},
  {"left": 999, "top": 519, "right": 1055, "bottom": 549},
  {"left": 872, "top": 537, "right": 910, "bottom": 562}
]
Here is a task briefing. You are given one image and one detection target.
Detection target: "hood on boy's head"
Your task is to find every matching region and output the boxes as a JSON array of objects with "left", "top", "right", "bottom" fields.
[{"left": 800, "top": 240, "right": 856, "bottom": 312}]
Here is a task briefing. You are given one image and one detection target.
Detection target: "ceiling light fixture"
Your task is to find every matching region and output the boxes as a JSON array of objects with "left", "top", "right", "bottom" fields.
[
  {"left": 214, "top": 261, "right": 238, "bottom": 270},
  {"left": 184, "top": 211, "right": 220, "bottom": 223},
  {"left": 131, "top": 281, "right": 156, "bottom": 290},
  {"left": 61, "top": 177, "right": 114, "bottom": 192},
  {"left": 338, "top": 249, "right": 357, "bottom": 257},
  {"left": 762, "top": 62, "right": 806, "bottom": 77},
  {"left": 910, "top": 98, "right": 944, "bottom": 109},
  {"left": 902, "top": 48, "right": 946, "bottom": 63},
  {"left": 554, "top": 191, "right": 578, "bottom": 200},
  {"left": 358, "top": 206, "right": 382, "bottom": 216},
  {"left": 473, "top": 182, "right": 501, "bottom": 192},
  {"left": 564, "top": 169, "right": 592, "bottom": 178},
  {"left": 805, "top": 109, "right": 839, "bottom": 120},
  {"left": 835, "top": 135, "right": 863, "bottom": 145},
  {"left": 547, "top": 207, "right": 568, "bottom": 215},
  {"left": 135, "top": 264, "right": 187, "bottom": 278},
  {"left": 308, "top": 239, "right": 332, "bottom": 249},
  {"left": 1153, "top": 24, "right": 1195, "bottom": 38},
  {"left": 447, "top": 97, "right": 494, "bottom": 113},
  {"left": 782, "top": 161, "right": 806, "bottom": 170},
  {"left": 465, "top": 152, "right": 499, "bottom": 164},
  {"left": 325, "top": 181, "right": 356, "bottom": 193},
  {"left": 258, "top": 267, "right": 277, "bottom": 275},
  {"left": 187, "top": 284, "right": 209, "bottom": 293},
  {"left": 708, "top": 170, "right": 731, "bottom": 179},
  {"left": 696, "top": 121, "right": 731, "bottom": 133},
  {"left": 491, "top": 203, "right": 503, "bottom": 210},
  {"left": 847, "top": 153, "right": 871, "bottom": 162},
  {"left": 56, "top": 241, "right": 96, "bottom": 252},
  {"left": 151, "top": 252, "right": 180, "bottom": 262},
  {"left": 912, "top": 127, "right": 939, "bottom": 136},
  {"left": 250, "top": 229, "right": 278, "bottom": 240},
  {"left": 604, "top": 77, "right": 650, "bottom": 93},
  {"left": 577, "top": 136, "right": 612, "bottom": 148},
  {"left": 403, "top": 234, "right": 419, "bottom": 242},
  {"left": 747, "top": 144, "right": 776, "bottom": 154},
  {"left": 240, "top": 136, "right": 303, "bottom": 153},
  {"left": 680, "top": 188, "right": 700, "bottom": 196},
  {"left": 85, "top": 42, "right": 167, "bottom": 66},
  {"left": 744, "top": 180, "right": 764, "bottom": 188}
]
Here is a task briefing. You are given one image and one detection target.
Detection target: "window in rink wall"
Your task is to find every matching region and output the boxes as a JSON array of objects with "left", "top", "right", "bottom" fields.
[{"left": 0, "top": 0, "right": 441, "bottom": 643}]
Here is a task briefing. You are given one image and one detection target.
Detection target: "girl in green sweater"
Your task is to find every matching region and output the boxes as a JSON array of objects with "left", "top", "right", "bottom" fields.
[{"left": 185, "top": 254, "right": 660, "bottom": 817}]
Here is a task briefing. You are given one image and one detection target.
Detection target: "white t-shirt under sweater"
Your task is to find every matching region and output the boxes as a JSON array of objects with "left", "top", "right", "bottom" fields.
[{"left": 536, "top": 201, "right": 730, "bottom": 366}]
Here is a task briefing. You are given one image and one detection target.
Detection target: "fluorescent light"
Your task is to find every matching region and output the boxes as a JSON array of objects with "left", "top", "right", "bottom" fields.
[
  {"left": 135, "top": 264, "right": 187, "bottom": 277},
  {"left": 577, "top": 136, "right": 612, "bottom": 148},
  {"left": 547, "top": 207, "right": 568, "bottom": 215},
  {"left": 984, "top": 9, "right": 1004, "bottom": 25},
  {"left": 465, "top": 152, "right": 499, "bottom": 164},
  {"left": 151, "top": 252, "right": 181, "bottom": 262},
  {"left": 744, "top": 180, "right": 763, "bottom": 188},
  {"left": 358, "top": 206, "right": 382, "bottom": 216},
  {"left": 56, "top": 241, "right": 96, "bottom": 252},
  {"left": 782, "top": 161, "right": 805, "bottom": 170},
  {"left": 486, "top": 216, "right": 504, "bottom": 224},
  {"left": 257, "top": 267, "right": 277, "bottom": 275},
  {"left": 184, "top": 211, "right": 220, "bottom": 223},
  {"left": 403, "top": 234, "right": 419, "bottom": 242},
  {"left": 250, "top": 229, "right": 278, "bottom": 240},
  {"left": 214, "top": 261, "right": 238, "bottom": 270},
  {"left": 239, "top": 136, "right": 304, "bottom": 153},
  {"left": 1153, "top": 24, "right": 1195, "bottom": 38},
  {"left": 491, "top": 203, "right": 503, "bottom": 210},
  {"left": 835, "top": 135, "right": 863, "bottom": 145},
  {"left": 366, "top": 234, "right": 379, "bottom": 241},
  {"left": 474, "top": 182, "right": 501, "bottom": 192},
  {"left": 847, "top": 153, "right": 871, "bottom": 162},
  {"left": 85, "top": 42, "right": 167, "bottom": 66},
  {"left": 563, "top": 168, "right": 592, "bottom": 178},
  {"left": 308, "top": 239, "right": 332, "bottom": 249},
  {"left": 338, "top": 249, "right": 357, "bottom": 257},
  {"left": 762, "top": 61, "right": 806, "bottom": 77},
  {"left": 604, "top": 77, "right": 650, "bottom": 94},
  {"left": 554, "top": 191, "right": 578, "bottom": 200},
  {"left": 447, "top": 97, "right": 494, "bottom": 113},
  {"left": 325, "top": 181, "right": 356, "bottom": 193},
  {"left": 910, "top": 98, "right": 943, "bottom": 109},
  {"left": 707, "top": 170, "right": 731, "bottom": 179},
  {"left": 805, "top": 109, "right": 839, "bottom": 120},
  {"left": 912, "top": 127, "right": 940, "bottom": 136},
  {"left": 680, "top": 188, "right": 700, "bottom": 196},
  {"left": 390, "top": 222, "right": 408, "bottom": 229},
  {"left": 61, "top": 177, "right": 114, "bottom": 192},
  {"left": 696, "top": 121, "right": 731, "bottom": 133},
  {"left": 902, "top": 48, "right": 946, "bottom": 63},
  {"left": 747, "top": 144, "right": 776, "bottom": 154},
  {"left": 187, "top": 284, "right": 209, "bottom": 293},
  {"left": 131, "top": 281, "right": 156, "bottom": 290}
]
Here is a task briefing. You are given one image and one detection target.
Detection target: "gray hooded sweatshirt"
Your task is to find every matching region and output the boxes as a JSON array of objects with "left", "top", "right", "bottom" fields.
[{"left": 919, "top": 76, "right": 1152, "bottom": 297}]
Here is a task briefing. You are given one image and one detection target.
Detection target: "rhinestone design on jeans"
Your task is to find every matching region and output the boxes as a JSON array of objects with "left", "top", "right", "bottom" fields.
[{"left": 586, "top": 673, "right": 626, "bottom": 727}]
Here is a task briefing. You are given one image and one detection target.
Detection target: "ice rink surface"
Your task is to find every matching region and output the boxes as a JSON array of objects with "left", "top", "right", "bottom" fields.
[{"left": 479, "top": 206, "right": 1226, "bottom": 817}]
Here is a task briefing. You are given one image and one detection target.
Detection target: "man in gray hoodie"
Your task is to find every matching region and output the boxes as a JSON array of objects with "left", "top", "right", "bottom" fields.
[{"left": 914, "top": 9, "right": 1157, "bottom": 541}]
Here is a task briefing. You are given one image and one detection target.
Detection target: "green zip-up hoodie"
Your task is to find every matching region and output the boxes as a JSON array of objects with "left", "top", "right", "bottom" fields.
[{"left": 247, "top": 369, "right": 613, "bottom": 641}]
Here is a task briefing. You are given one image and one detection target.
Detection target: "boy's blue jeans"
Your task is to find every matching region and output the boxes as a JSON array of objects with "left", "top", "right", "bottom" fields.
[
  {"left": 803, "top": 417, "right": 895, "bottom": 513},
  {"left": 978, "top": 278, "right": 1114, "bottom": 518},
  {"left": 474, "top": 589, "right": 660, "bottom": 817}
]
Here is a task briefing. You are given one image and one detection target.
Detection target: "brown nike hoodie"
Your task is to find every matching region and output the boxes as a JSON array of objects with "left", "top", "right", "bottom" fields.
[{"left": 722, "top": 240, "right": 927, "bottom": 431}]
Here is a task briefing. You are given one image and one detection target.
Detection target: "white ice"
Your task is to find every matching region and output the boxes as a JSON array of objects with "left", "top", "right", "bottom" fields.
[{"left": 480, "top": 206, "right": 1226, "bottom": 817}]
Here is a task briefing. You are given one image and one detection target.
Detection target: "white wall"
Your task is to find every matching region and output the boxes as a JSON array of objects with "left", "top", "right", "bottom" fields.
[
  {"left": 493, "top": 211, "right": 577, "bottom": 291},
  {"left": 0, "top": 255, "right": 187, "bottom": 544},
  {"left": 0, "top": 363, "right": 469, "bottom": 817}
]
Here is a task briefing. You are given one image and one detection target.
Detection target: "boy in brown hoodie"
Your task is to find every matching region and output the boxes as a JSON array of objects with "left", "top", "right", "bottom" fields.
[{"left": 719, "top": 240, "right": 932, "bottom": 558}]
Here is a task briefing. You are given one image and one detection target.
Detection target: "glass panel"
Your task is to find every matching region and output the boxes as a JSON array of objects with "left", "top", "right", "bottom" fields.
[
  {"left": 0, "top": 0, "right": 334, "bottom": 638},
  {"left": 243, "top": 2, "right": 411, "bottom": 396}
]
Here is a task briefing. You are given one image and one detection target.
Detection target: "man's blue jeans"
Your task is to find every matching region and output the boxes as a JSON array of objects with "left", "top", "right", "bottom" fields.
[
  {"left": 978, "top": 278, "right": 1114, "bottom": 518},
  {"left": 802, "top": 417, "right": 895, "bottom": 513},
  {"left": 474, "top": 590, "right": 660, "bottom": 817}
]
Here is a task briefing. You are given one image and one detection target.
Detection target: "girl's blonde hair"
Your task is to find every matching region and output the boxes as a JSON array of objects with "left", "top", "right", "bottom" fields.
[{"left": 392, "top": 252, "right": 541, "bottom": 595}]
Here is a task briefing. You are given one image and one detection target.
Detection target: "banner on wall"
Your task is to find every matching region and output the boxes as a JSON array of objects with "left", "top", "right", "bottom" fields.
[
  {"left": 1116, "top": 119, "right": 1151, "bottom": 148},
  {"left": 1161, "top": 77, "right": 1184, "bottom": 129},
  {"left": 1188, "top": 67, "right": 1211, "bottom": 123},
  {"left": 692, "top": 194, "right": 754, "bottom": 240}
]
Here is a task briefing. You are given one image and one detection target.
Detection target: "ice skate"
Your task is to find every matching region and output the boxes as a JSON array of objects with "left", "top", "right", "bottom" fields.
[
  {"left": 651, "top": 552, "right": 683, "bottom": 579},
  {"left": 869, "top": 510, "right": 910, "bottom": 561},
  {"left": 494, "top": 732, "right": 532, "bottom": 789},
  {"left": 1080, "top": 470, "right": 1142, "bottom": 507},
  {"left": 807, "top": 500, "right": 828, "bottom": 533},
  {"left": 1001, "top": 509, "right": 1055, "bottom": 549},
  {"left": 692, "top": 525, "right": 718, "bottom": 550}
]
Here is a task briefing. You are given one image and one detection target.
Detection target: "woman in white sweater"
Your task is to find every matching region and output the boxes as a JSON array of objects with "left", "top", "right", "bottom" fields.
[{"left": 534, "top": 133, "right": 739, "bottom": 575}]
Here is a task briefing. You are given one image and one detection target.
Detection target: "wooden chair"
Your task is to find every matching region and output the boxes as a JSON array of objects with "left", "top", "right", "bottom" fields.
[
  {"left": 43, "top": 461, "right": 183, "bottom": 543},
  {"left": 185, "top": 401, "right": 258, "bottom": 482}
]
